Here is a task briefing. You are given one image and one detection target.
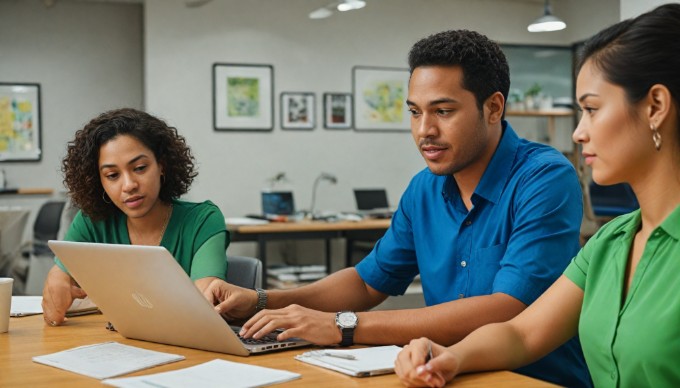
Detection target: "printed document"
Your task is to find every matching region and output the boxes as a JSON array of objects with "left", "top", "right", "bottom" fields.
[
  {"left": 103, "top": 359, "right": 301, "bottom": 388},
  {"left": 32, "top": 342, "right": 185, "bottom": 379},
  {"left": 11, "top": 296, "right": 98, "bottom": 317},
  {"left": 295, "top": 345, "right": 401, "bottom": 377}
]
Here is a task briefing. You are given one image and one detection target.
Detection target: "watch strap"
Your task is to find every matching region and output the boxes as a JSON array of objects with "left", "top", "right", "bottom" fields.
[
  {"left": 340, "top": 327, "right": 354, "bottom": 347},
  {"left": 254, "top": 288, "right": 267, "bottom": 313}
]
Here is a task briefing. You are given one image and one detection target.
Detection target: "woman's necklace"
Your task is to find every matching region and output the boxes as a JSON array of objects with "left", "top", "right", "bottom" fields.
[{"left": 128, "top": 203, "right": 173, "bottom": 246}]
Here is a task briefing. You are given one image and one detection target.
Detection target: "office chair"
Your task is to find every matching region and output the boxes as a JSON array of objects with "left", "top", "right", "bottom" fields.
[
  {"left": 226, "top": 255, "right": 263, "bottom": 289},
  {"left": 588, "top": 181, "right": 639, "bottom": 217},
  {"left": 18, "top": 200, "right": 68, "bottom": 295},
  {"left": 0, "top": 209, "right": 30, "bottom": 279}
]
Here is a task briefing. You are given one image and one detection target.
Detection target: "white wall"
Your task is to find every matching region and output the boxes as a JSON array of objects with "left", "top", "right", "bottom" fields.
[{"left": 621, "top": 0, "right": 679, "bottom": 19}]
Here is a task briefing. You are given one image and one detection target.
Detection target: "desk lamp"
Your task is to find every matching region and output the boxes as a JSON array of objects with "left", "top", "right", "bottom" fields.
[{"left": 309, "top": 173, "right": 337, "bottom": 219}]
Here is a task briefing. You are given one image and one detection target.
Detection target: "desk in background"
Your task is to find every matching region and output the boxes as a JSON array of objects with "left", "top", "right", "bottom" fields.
[
  {"left": 228, "top": 219, "right": 391, "bottom": 281},
  {"left": 1, "top": 313, "right": 557, "bottom": 387}
]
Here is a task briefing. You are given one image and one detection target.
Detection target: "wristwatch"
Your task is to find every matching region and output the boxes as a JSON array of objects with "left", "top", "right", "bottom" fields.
[
  {"left": 335, "top": 311, "right": 358, "bottom": 347},
  {"left": 254, "top": 288, "right": 267, "bottom": 313}
]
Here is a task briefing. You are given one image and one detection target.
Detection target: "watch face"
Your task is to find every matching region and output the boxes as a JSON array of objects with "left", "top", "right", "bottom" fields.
[{"left": 338, "top": 312, "right": 358, "bottom": 327}]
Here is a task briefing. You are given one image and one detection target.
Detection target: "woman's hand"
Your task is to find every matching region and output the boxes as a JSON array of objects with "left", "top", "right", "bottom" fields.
[
  {"left": 41, "top": 265, "right": 87, "bottom": 326},
  {"left": 395, "top": 337, "right": 460, "bottom": 387}
]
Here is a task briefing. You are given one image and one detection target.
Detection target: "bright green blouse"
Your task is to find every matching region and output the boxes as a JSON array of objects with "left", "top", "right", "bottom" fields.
[
  {"left": 564, "top": 205, "right": 680, "bottom": 387},
  {"left": 55, "top": 199, "right": 229, "bottom": 281}
]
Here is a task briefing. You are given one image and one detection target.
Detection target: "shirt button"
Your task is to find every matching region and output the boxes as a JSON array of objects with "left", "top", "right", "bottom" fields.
[
  {"left": 610, "top": 371, "right": 617, "bottom": 380},
  {"left": 458, "top": 293, "right": 464, "bottom": 299},
  {"left": 460, "top": 260, "right": 467, "bottom": 267},
  {"left": 464, "top": 220, "right": 472, "bottom": 226}
]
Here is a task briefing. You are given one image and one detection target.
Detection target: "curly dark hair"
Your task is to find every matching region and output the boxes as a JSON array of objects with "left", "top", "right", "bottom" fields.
[
  {"left": 408, "top": 29, "right": 510, "bottom": 117},
  {"left": 62, "top": 108, "right": 197, "bottom": 221}
]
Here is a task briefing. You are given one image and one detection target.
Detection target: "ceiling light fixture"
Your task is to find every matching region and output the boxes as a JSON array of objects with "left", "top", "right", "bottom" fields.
[
  {"left": 528, "top": 0, "right": 566, "bottom": 32},
  {"left": 308, "top": 0, "right": 367, "bottom": 20},
  {"left": 337, "top": 0, "right": 366, "bottom": 12}
]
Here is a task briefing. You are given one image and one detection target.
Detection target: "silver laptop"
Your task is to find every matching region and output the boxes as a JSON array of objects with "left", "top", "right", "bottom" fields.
[{"left": 48, "top": 240, "right": 311, "bottom": 356}]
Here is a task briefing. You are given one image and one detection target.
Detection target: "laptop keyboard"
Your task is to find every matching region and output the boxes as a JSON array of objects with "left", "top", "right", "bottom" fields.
[{"left": 231, "top": 327, "right": 280, "bottom": 345}]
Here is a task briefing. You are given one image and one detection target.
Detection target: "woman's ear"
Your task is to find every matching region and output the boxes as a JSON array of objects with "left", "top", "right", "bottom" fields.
[
  {"left": 484, "top": 92, "right": 505, "bottom": 124},
  {"left": 646, "top": 84, "right": 672, "bottom": 128}
]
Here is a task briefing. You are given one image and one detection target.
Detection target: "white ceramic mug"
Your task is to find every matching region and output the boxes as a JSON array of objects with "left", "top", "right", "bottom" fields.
[{"left": 0, "top": 277, "right": 14, "bottom": 333}]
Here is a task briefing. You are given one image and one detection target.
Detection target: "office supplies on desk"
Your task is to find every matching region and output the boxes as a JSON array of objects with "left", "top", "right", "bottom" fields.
[
  {"left": 295, "top": 345, "right": 402, "bottom": 377},
  {"left": 32, "top": 341, "right": 185, "bottom": 379},
  {"left": 10, "top": 295, "right": 99, "bottom": 317},
  {"left": 102, "top": 359, "right": 301, "bottom": 388},
  {"left": 48, "top": 240, "right": 311, "bottom": 356}
]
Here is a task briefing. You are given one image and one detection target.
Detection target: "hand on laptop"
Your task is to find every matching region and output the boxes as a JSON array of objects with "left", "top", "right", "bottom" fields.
[
  {"left": 42, "top": 265, "right": 88, "bottom": 326},
  {"left": 239, "top": 304, "right": 341, "bottom": 346},
  {"left": 203, "top": 279, "right": 259, "bottom": 321}
]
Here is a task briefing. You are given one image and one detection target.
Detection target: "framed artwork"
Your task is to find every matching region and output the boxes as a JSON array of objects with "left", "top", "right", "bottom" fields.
[
  {"left": 323, "top": 93, "right": 352, "bottom": 129},
  {"left": 352, "top": 66, "right": 410, "bottom": 132},
  {"left": 0, "top": 83, "right": 42, "bottom": 162},
  {"left": 280, "top": 92, "right": 315, "bottom": 130},
  {"left": 213, "top": 63, "right": 274, "bottom": 131}
]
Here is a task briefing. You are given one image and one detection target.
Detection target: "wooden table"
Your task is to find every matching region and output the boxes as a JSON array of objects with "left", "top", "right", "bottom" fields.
[
  {"left": 228, "top": 219, "right": 391, "bottom": 280},
  {"left": 0, "top": 314, "right": 556, "bottom": 387}
]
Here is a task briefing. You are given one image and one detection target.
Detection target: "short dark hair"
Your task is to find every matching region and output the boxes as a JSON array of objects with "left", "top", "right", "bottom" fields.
[
  {"left": 576, "top": 3, "right": 680, "bottom": 125},
  {"left": 62, "top": 108, "right": 197, "bottom": 221},
  {"left": 408, "top": 29, "right": 510, "bottom": 114}
]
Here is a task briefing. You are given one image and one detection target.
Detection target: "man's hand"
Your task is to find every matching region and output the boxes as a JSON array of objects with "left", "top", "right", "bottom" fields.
[
  {"left": 41, "top": 265, "right": 87, "bottom": 327},
  {"left": 238, "top": 304, "right": 342, "bottom": 345},
  {"left": 202, "top": 278, "right": 258, "bottom": 321},
  {"left": 395, "top": 337, "right": 459, "bottom": 387}
]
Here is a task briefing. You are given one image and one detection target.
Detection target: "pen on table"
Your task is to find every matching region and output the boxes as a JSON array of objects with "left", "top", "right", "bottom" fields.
[{"left": 322, "top": 351, "right": 357, "bottom": 360}]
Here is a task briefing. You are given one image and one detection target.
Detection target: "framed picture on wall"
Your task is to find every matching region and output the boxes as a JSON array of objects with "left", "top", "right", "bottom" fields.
[
  {"left": 323, "top": 93, "right": 352, "bottom": 129},
  {"left": 280, "top": 92, "right": 315, "bottom": 130},
  {"left": 352, "top": 66, "right": 410, "bottom": 132},
  {"left": 0, "top": 83, "right": 42, "bottom": 162},
  {"left": 213, "top": 63, "right": 274, "bottom": 131}
]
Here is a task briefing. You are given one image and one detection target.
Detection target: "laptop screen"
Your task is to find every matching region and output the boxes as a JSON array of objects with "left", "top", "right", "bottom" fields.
[
  {"left": 261, "top": 191, "right": 295, "bottom": 216},
  {"left": 354, "top": 189, "right": 389, "bottom": 211}
]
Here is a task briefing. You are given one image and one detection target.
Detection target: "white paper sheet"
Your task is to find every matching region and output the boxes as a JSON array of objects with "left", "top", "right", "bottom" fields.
[
  {"left": 103, "top": 359, "right": 301, "bottom": 388},
  {"left": 32, "top": 341, "right": 185, "bottom": 379},
  {"left": 10, "top": 296, "right": 98, "bottom": 317},
  {"left": 295, "top": 345, "right": 401, "bottom": 377}
]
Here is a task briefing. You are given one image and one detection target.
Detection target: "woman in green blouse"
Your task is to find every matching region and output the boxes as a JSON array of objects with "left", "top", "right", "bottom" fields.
[
  {"left": 395, "top": 4, "right": 680, "bottom": 387},
  {"left": 42, "top": 108, "right": 229, "bottom": 326}
]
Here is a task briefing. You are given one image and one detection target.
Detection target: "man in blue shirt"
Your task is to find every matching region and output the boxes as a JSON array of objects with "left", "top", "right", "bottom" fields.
[{"left": 206, "top": 29, "right": 590, "bottom": 387}]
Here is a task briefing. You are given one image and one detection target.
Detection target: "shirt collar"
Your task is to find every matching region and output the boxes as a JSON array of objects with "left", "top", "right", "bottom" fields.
[
  {"left": 473, "top": 121, "right": 519, "bottom": 205},
  {"left": 606, "top": 204, "right": 680, "bottom": 241},
  {"left": 660, "top": 204, "right": 680, "bottom": 240}
]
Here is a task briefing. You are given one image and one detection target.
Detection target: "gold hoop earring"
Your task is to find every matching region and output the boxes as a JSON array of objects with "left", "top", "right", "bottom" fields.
[
  {"left": 651, "top": 123, "right": 662, "bottom": 151},
  {"left": 102, "top": 191, "right": 112, "bottom": 204},
  {"left": 161, "top": 174, "right": 166, "bottom": 185}
]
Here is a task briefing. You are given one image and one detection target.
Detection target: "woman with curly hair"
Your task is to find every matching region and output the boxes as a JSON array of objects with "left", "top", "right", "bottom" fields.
[{"left": 41, "top": 108, "right": 229, "bottom": 326}]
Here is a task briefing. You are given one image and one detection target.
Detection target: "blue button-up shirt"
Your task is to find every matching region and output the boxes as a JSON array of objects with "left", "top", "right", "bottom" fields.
[{"left": 356, "top": 122, "right": 591, "bottom": 387}]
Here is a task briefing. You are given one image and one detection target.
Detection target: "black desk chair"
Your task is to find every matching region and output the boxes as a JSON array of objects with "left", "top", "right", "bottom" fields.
[
  {"left": 589, "top": 182, "right": 639, "bottom": 217},
  {"left": 226, "top": 255, "right": 263, "bottom": 289}
]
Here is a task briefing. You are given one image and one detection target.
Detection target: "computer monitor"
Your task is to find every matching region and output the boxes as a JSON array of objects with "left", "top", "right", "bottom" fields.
[
  {"left": 353, "top": 189, "right": 389, "bottom": 211},
  {"left": 261, "top": 191, "right": 295, "bottom": 216}
]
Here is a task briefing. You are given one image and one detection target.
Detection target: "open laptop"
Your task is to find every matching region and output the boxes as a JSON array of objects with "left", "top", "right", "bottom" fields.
[
  {"left": 259, "top": 191, "right": 295, "bottom": 219},
  {"left": 353, "top": 189, "right": 393, "bottom": 219},
  {"left": 48, "top": 240, "right": 311, "bottom": 356}
]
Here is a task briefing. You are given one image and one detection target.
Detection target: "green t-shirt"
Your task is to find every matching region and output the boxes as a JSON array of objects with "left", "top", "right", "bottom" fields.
[
  {"left": 55, "top": 199, "right": 229, "bottom": 281},
  {"left": 564, "top": 205, "right": 680, "bottom": 387}
]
